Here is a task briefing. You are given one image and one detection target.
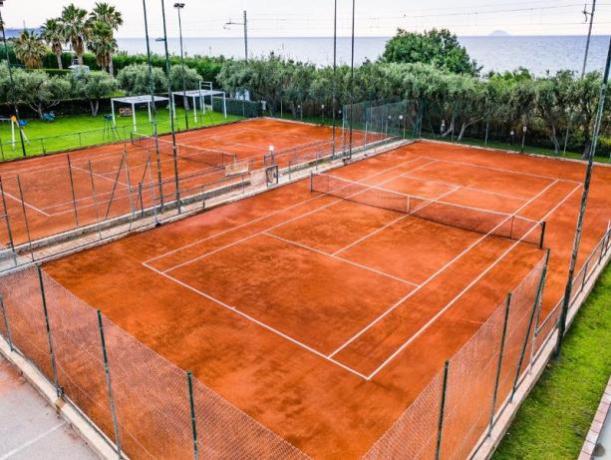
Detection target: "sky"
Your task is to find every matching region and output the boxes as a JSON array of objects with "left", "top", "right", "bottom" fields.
[{"left": 2, "top": 0, "right": 611, "bottom": 38}]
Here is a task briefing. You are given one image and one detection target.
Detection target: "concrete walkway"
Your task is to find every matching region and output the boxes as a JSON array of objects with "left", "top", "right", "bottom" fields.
[{"left": 0, "top": 354, "right": 98, "bottom": 460}]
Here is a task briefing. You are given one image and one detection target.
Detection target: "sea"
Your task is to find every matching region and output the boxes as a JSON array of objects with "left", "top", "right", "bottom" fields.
[{"left": 116, "top": 35, "right": 610, "bottom": 77}]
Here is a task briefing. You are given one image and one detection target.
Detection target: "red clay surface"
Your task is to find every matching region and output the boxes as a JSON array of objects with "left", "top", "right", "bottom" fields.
[
  {"left": 0, "top": 118, "right": 358, "bottom": 247},
  {"left": 43, "top": 141, "right": 610, "bottom": 458}
]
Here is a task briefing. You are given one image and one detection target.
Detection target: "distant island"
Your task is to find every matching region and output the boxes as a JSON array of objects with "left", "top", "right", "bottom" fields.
[{"left": 490, "top": 30, "right": 511, "bottom": 37}]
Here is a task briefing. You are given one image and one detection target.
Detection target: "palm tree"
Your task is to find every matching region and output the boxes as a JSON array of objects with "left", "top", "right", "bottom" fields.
[
  {"left": 61, "top": 4, "right": 90, "bottom": 66},
  {"left": 88, "top": 21, "right": 117, "bottom": 73},
  {"left": 14, "top": 30, "right": 48, "bottom": 69},
  {"left": 41, "top": 18, "right": 65, "bottom": 69},
  {"left": 89, "top": 3, "right": 123, "bottom": 75}
]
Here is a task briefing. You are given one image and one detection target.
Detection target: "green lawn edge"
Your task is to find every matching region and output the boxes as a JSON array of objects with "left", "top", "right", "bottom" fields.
[
  {"left": 0, "top": 108, "right": 243, "bottom": 161},
  {"left": 493, "top": 263, "right": 611, "bottom": 459}
]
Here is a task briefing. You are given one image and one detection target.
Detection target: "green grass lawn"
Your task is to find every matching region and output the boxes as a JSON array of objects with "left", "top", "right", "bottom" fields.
[
  {"left": 493, "top": 263, "right": 611, "bottom": 459},
  {"left": 0, "top": 108, "right": 243, "bottom": 161}
]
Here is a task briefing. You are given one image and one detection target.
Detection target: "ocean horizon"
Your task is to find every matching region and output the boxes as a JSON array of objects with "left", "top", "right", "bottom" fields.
[{"left": 116, "top": 35, "right": 609, "bottom": 76}]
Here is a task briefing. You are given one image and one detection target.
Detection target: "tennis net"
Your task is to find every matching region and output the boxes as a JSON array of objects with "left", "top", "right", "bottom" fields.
[
  {"left": 311, "top": 173, "right": 545, "bottom": 247},
  {"left": 131, "top": 133, "right": 237, "bottom": 170}
]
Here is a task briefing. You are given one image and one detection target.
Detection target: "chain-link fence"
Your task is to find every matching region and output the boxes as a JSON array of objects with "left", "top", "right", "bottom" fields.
[
  {"left": 362, "top": 224, "right": 611, "bottom": 459},
  {"left": 0, "top": 226, "right": 609, "bottom": 459},
  {"left": 0, "top": 266, "right": 310, "bottom": 459}
]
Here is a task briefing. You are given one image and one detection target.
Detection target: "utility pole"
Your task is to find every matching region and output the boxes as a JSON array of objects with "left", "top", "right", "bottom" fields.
[
  {"left": 563, "top": 0, "right": 597, "bottom": 155},
  {"left": 556, "top": 35, "right": 611, "bottom": 358},
  {"left": 174, "top": 2, "right": 189, "bottom": 131},
  {"left": 224, "top": 10, "right": 248, "bottom": 61},
  {"left": 160, "top": 0, "right": 182, "bottom": 213},
  {"left": 0, "top": 4, "right": 27, "bottom": 158}
]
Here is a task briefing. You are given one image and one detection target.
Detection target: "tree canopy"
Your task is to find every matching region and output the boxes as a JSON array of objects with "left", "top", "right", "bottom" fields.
[{"left": 382, "top": 28, "right": 480, "bottom": 76}]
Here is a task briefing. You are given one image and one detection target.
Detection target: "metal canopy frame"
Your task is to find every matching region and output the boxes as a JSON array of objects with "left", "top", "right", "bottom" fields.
[
  {"left": 170, "top": 88, "right": 228, "bottom": 122},
  {"left": 110, "top": 95, "right": 170, "bottom": 131}
]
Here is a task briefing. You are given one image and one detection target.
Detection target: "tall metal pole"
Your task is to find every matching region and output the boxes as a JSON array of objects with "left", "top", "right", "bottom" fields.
[
  {"left": 160, "top": 0, "right": 182, "bottom": 213},
  {"left": 0, "top": 7, "right": 27, "bottom": 158},
  {"left": 331, "top": 0, "right": 337, "bottom": 158},
  {"left": 142, "top": 0, "right": 165, "bottom": 209},
  {"left": 563, "top": 0, "right": 597, "bottom": 155},
  {"left": 175, "top": 3, "right": 189, "bottom": 131},
  {"left": 348, "top": 0, "right": 356, "bottom": 159},
  {"left": 556, "top": 35, "right": 611, "bottom": 358},
  {"left": 581, "top": 0, "right": 597, "bottom": 78},
  {"left": 243, "top": 10, "right": 248, "bottom": 62}
]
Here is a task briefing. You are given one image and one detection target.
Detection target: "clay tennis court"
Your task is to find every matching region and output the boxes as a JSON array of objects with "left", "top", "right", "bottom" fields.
[
  {"left": 0, "top": 118, "right": 364, "bottom": 247},
  {"left": 40, "top": 140, "right": 611, "bottom": 458}
]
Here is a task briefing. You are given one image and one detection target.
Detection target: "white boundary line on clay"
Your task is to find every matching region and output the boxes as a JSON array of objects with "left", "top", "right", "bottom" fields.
[{"left": 366, "top": 181, "right": 582, "bottom": 379}]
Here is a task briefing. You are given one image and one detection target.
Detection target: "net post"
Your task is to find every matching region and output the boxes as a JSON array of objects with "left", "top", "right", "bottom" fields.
[
  {"left": 434, "top": 360, "right": 450, "bottom": 460},
  {"left": 16, "top": 175, "right": 35, "bottom": 262},
  {"left": 186, "top": 371, "right": 199, "bottom": 460},
  {"left": 0, "top": 294, "right": 14, "bottom": 352},
  {"left": 0, "top": 176, "right": 16, "bottom": 262},
  {"left": 36, "top": 265, "right": 61, "bottom": 398},
  {"left": 539, "top": 221, "right": 547, "bottom": 249},
  {"left": 97, "top": 310, "right": 123, "bottom": 458},
  {"left": 488, "top": 292, "right": 512, "bottom": 436},
  {"left": 66, "top": 154, "right": 80, "bottom": 228},
  {"left": 309, "top": 172, "right": 314, "bottom": 193},
  {"left": 511, "top": 250, "right": 550, "bottom": 402}
]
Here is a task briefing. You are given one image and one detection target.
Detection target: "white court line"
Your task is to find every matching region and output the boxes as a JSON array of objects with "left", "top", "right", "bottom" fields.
[
  {"left": 144, "top": 156, "right": 428, "bottom": 265},
  {"left": 397, "top": 173, "right": 530, "bottom": 202},
  {"left": 366, "top": 181, "right": 583, "bottom": 379},
  {"left": 264, "top": 232, "right": 419, "bottom": 287},
  {"left": 72, "top": 164, "right": 130, "bottom": 188},
  {"left": 0, "top": 422, "right": 66, "bottom": 460},
  {"left": 328, "top": 178, "right": 560, "bottom": 360},
  {"left": 2, "top": 190, "right": 51, "bottom": 217},
  {"left": 431, "top": 156, "right": 581, "bottom": 184},
  {"left": 332, "top": 183, "right": 461, "bottom": 256},
  {"left": 142, "top": 261, "right": 370, "bottom": 380},
  {"left": 163, "top": 159, "right": 436, "bottom": 274}
]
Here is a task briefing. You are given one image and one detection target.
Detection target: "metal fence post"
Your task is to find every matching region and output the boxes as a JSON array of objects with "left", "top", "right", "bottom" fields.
[
  {"left": 67, "top": 155, "right": 79, "bottom": 227},
  {"left": 97, "top": 310, "right": 123, "bottom": 459},
  {"left": 36, "top": 266, "right": 61, "bottom": 397},
  {"left": 87, "top": 160, "right": 103, "bottom": 240},
  {"left": 580, "top": 259, "right": 590, "bottom": 293},
  {"left": 16, "top": 175, "right": 35, "bottom": 261},
  {"left": 187, "top": 371, "right": 199, "bottom": 460},
  {"left": 0, "top": 176, "right": 16, "bottom": 261},
  {"left": 488, "top": 293, "right": 512, "bottom": 436},
  {"left": 511, "top": 250, "right": 550, "bottom": 402},
  {"left": 435, "top": 360, "right": 450, "bottom": 460},
  {"left": 0, "top": 295, "right": 14, "bottom": 352}
]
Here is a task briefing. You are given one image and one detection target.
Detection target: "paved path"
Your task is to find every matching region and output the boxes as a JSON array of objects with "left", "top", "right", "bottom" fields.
[{"left": 0, "top": 354, "right": 98, "bottom": 460}]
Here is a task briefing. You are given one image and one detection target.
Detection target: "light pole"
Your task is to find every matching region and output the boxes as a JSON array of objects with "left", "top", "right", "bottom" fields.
[
  {"left": 556, "top": 35, "right": 611, "bottom": 358},
  {"left": 563, "top": 0, "right": 597, "bottom": 155},
  {"left": 142, "top": 0, "right": 165, "bottom": 209},
  {"left": 521, "top": 125, "right": 527, "bottom": 153},
  {"left": 160, "top": 0, "right": 181, "bottom": 213},
  {"left": 174, "top": 2, "right": 189, "bottom": 131},
  {"left": 224, "top": 10, "right": 248, "bottom": 61},
  {"left": 348, "top": 0, "right": 356, "bottom": 160},
  {"left": 0, "top": 2, "right": 27, "bottom": 158},
  {"left": 332, "top": 0, "right": 338, "bottom": 158}
]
